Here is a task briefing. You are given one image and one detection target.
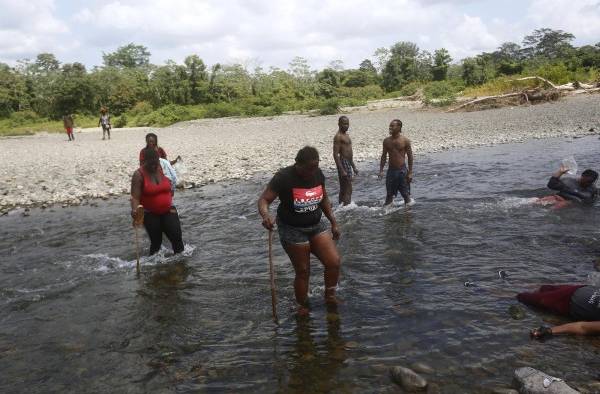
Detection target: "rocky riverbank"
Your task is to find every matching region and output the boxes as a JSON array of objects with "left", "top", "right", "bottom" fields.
[{"left": 1, "top": 94, "right": 599, "bottom": 214}]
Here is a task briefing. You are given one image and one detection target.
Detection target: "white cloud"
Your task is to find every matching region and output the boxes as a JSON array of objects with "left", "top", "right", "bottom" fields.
[
  {"left": 527, "top": 0, "right": 600, "bottom": 44},
  {"left": 0, "top": 0, "right": 598, "bottom": 69},
  {"left": 0, "top": 0, "right": 68, "bottom": 58}
]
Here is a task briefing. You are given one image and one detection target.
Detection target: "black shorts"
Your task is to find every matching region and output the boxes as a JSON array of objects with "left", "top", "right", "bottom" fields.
[
  {"left": 276, "top": 217, "right": 328, "bottom": 246},
  {"left": 386, "top": 166, "right": 410, "bottom": 201}
]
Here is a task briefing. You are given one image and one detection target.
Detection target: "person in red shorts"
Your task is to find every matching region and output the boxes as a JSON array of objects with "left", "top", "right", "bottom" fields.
[{"left": 63, "top": 114, "right": 75, "bottom": 141}]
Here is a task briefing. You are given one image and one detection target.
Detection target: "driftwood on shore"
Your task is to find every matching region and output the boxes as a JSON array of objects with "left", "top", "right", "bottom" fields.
[{"left": 447, "top": 77, "right": 599, "bottom": 113}]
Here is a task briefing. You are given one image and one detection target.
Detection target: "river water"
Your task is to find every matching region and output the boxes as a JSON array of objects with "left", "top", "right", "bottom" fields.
[{"left": 1, "top": 135, "right": 600, "bottom": 393}]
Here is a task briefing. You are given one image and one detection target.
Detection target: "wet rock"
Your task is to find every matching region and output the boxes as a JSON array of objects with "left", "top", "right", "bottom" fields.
[
  {"left": 491, "top": 388, "right": 519, "bottom": 394},
  {"left": 370, "top": 364, "right": 389, "bottom": 374},
  {"left": 389, "top": 366, "right": 428, "bottom": 391},
  {"left": 410, "top": 362, "right": 435, "bottom": 374},
  {"left": 508, "top": 305, "right": 526, "bottom": 320},
  {"left": 344, "top": 341, "right": 359, "bottom": 349},
  {"left": 513, "top": 367, "right": 579, "bottom": 394}
]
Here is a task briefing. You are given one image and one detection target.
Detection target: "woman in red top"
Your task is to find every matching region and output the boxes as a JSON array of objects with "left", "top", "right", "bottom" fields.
[
  {"left": 139, "top": 133, "right": 168, "bottom": 165},
  {"left": 131, "top": 147, "right": 184, "bottom": 255}
]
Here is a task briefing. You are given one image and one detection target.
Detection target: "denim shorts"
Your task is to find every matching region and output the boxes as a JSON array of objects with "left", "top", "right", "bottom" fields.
[
  {"left": 276, "top": 217, "right": 328, "bottom": 246},
  {"left": 386, "top": 165, "right": 411, "bottom": 201}
]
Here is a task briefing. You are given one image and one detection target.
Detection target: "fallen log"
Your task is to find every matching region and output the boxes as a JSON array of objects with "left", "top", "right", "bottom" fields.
[
  {"left": 513, "top": 76, "right": 557, "bottom": 89},
  {"left": 446, "top": 92, "right": 527, "bottom": 112},
  {"left": 446, "top": 76, "right": 598, "bottom": 112}
]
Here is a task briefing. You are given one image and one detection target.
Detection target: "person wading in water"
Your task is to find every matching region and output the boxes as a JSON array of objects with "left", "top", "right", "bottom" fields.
[
  {"left": 379, "top": 119, "right": 414, "bottom": 206},
  {"left": 139, "top": 133, "right": 180, "bottom": 166},
  {"left": 333, "top": 116, "right": 358, "bottom": 206},
  {"left": 258, "top": 146, "right": 341, "bottom": 316},
  {"left": 131, "top": 148, "right": 184, "bottom": 255}
]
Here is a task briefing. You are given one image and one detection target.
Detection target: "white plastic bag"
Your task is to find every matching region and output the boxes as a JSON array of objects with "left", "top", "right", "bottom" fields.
[
  {"left": 173, "top": 158, "right": 187, "bottom": 187},
  {"left": 561, "top": 156, "right": 578, "bottom": 176}
]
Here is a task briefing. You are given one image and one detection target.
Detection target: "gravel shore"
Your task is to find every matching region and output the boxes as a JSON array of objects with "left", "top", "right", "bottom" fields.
[{"left": 1, "top": 95, "right": 599, "bottom": 213}]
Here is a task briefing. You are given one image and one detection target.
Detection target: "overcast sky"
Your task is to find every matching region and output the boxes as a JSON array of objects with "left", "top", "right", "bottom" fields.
[{"left": 1, "top": 0, "right": 599, "bottom": 70}]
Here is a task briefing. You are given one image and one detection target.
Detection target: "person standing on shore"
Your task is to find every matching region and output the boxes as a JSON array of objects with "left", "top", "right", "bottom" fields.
[
  {"left": 378, "top": 119, "right": 413, "bottom": 206},
  {"left": 333, "top": 116, "right": 358, "bottom": 206},
  {"left": 98, "top": 107, "right": 111, "bottom": 140},
  {"left": 258, "top": 146, "right": 341, "bottom": 316},
  {"left": 63, "top": 113, "right": 75, "bottom": 141},
  {"left": 130, "top": 147, "right": 184, "bottom": 255}
]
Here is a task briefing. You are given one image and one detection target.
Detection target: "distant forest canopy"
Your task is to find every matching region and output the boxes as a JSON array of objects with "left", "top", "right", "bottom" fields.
[{"left": 0, "top": 28, "right": 599, "bottom": 127}]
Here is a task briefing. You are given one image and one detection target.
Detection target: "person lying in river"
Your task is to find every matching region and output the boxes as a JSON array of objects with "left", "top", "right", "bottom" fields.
[
  {"left": 131, "top": 147, "right": 184, "bottom": 255},
  {"left": 517, "top": 284, "right": 600, "bottom": 338},
  {"left": 139, "top": 133, "right": 180, "bottom": 166},
  {"left": 258, "top": 146, "right": 341, "bottom": 316},
  {"left": 536, "top": 166, "right": 598, "bottom": 208},
  {"left": 378, "top": 119, "right": 414, "bottom": 206}
]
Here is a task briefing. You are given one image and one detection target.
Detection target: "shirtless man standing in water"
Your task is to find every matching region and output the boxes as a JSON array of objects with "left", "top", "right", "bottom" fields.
[
  {"left": 333, "top": 116, "right": 358, "bottom": 205},
  {"left": 378, "top": 119, "right": 414, "bottom": 206}
]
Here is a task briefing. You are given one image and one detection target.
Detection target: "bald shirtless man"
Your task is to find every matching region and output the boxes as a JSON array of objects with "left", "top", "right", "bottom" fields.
[
  {"left": 378, "top": 119, "right": 414, "bottom": 206},
  {"left": 333, "top": 116, "right": 358, "bottom": 205}
]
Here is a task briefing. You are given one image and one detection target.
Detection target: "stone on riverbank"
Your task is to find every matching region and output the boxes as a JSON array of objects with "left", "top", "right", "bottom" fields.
[
  {"left": 389, "top": 366, "right": 428, "bottom": 391},
  {"left": 513, "top": 367, "right": 579, "bottom": 394}
]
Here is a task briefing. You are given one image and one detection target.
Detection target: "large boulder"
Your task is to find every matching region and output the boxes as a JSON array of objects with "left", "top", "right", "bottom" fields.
[
  {"left": 389, "top": 366, "right": 428, "bottom": 391},
  {"left": 513, "top": 367, "right": 579, "bottom": 394}
]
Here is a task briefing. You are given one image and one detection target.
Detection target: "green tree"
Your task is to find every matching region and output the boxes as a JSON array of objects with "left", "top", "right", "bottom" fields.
[
  {"left": 432, "top": 48, "right": 452, "bottom": 81},
  {"left": 103, "top": 43, "right": 151, "bottom": 68},
  {"left": 381, "top": 42, "right": 422, "bottom": 91},
  {"left": 0, "top": 63, "right": 28, "bottom": 117},
  {"left": 461, "top": 55, "right": 494, "bottom": 86},
  {"left": 149, "top": 61, "right": 191, "bottom": 107},
  {"left": 288, "top": 56, "right": 313, "bottom": 81},
  {"left": 522, "top": 28, "right": 575, "bottom": 59},
  {"left": 34, "top": 53, "right": 60, "bottom": 74},
  {"left": 372, "top": 47, "right": 390, "bottom": 74},
  {"left": 184, "top": 55, "right": 209, "bottom": 104},
  {"left": 53, "top": 62, "right": 95, "bottom": 116},
  {"left": 359, "top": 59, "right": 377, "bottom": 74}
]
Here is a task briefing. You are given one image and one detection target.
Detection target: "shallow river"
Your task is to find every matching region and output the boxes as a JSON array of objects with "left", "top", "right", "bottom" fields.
[{"left": 1, "top": 135, "right": 600, "bottom": 393}]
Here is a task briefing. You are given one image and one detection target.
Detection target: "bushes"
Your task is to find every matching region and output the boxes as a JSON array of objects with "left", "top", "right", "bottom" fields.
[
  {"left": 133, "top": 104, "right": 205, "bottom": 127},
  {"left": 203, "top": 102, "right": 242, "bottom": 118},
  {"left": 7, "top": 110, "right": 40, "bottom": 126},
  {"left": 319, "top": 99, "right": 340, "bottom": 115},
  {"left": 114, "top": 114, "right": 127, "bottom": 128},
  {"left": 535, "top": 63, "right": 572, "bottom": 85},
  {"left": 422, "top": 81, "right": 459, "bottom": 106},
  {"left": 399, "top": 82, "right": 421, "bottom": 96}
]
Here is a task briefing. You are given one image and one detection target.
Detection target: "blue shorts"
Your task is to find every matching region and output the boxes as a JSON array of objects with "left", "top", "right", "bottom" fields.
[
  {"left": 386, "top": 166, "right": 410, "bottom": 202},
  {"left": 276, "top": 217, "right": 328, "bottom": 246}
]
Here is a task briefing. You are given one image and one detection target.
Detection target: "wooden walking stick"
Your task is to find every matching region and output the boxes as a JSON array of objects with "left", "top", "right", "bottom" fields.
[
  {"left": 133, "top": 205, "right": 144, "bottom": 274},
  {"left": 268, "top": 229, "right": 278, "bottom": 323}
]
